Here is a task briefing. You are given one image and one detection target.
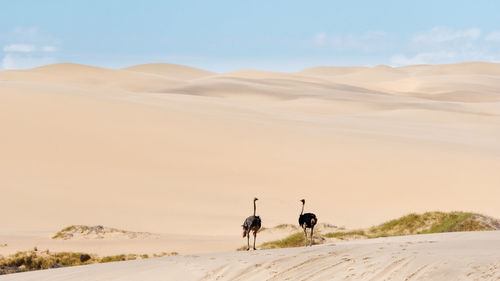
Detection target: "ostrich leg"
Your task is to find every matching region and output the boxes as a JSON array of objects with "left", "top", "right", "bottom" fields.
[
  {"left": 310, "top": 227, "right": 314, "bottom": 246},
  {"left": 253, "top": 231, "right": 257, "bottom": 250},
  {"left": 303, "top": 227, "right": 308, "bottom": 247},
  {"left": 247, "top": 228, "right": 250, "bottom": 250}
]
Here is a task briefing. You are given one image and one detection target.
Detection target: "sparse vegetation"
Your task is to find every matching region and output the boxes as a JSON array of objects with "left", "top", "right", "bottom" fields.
[
  {"left": 419, "top": 212, "right": 491, "bottom": 233},
  {"left": 0, "top": 250, "right": 179, "bottom": 275},
  {"left": 274, "top": 224, "right": 296, "bottom": 229},
  {"left": 259, "top": 232, "right": 305, "bottom": 249},
  {"left": 52, "top": 225, "right": 92, "bottom": 239},
  {"left": 80, "top": 254, "right": 91, "bottom": 263},
  {"left": 51, "top": 225, "right": 153, "bottom": 240},
  {"left": 325, "top": 211, "right": 498, "bottom": 241},
  {"left": 259, "top": 232, "right": 326, "bottom": 249},
  {"left": 0, "top": 251, "right": 97, "bottom": 274},
  {"left": 325, "top": 230, "right": 367, "bottom": 240},
  {"left": 153, "top": 252, "right": 178, "bottom": 257},
  {"left": 236, "top": 245, "right": 248, "bottom": 251},
  {"left": 247, "top": 211, "right": 500, "bottom": 251},
  {"left": 100, "top": 254, "right": 127, "bottom": 263},
  {"left": 367, "top": 211, "right": 493, "bottom": 236}
]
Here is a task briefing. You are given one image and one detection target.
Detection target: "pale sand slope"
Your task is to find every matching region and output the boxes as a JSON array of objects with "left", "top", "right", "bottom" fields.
[
  {"left": 0, "top": 224, "right": 331, "bottom": 256},
  {"left": 0, "top": 224, "right": 313, "bottom": 256},
  {"left": 0, "top": 229, "right": 239, "bottom": 256},
  {"left": 0, "top": 62, "right": 499, "bottom": 253},
  {"left": 4, "top": 231, "right": 500, "bottom": 281},
  {"left": 122, "top": 63, "right": 216, "bottom": 80}
]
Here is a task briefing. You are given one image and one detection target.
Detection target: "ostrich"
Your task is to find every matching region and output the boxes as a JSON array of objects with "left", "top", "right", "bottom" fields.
[
  {"left": 298, "top": 199, "right": 317, "bottom": 247},
  {"left": 242, "top": 197, "right": 261, "bottom": 250}
]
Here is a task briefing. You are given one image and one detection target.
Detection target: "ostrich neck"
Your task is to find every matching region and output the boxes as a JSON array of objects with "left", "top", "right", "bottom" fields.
[
  {"left": 301, "top": 203, "right": 304, "bottom": 215},
  {"left": 253, "top": 200, "right": 256, "bottom": 216}
]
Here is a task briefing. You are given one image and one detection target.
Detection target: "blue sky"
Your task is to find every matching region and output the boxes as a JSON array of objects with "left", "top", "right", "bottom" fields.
[{"left": 1, "top": 0, "right": 500, "bottom": 72}]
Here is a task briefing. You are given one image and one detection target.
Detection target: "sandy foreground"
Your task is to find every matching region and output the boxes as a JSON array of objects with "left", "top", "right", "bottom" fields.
[
  {"left": 0, "top": 62, "right": 499, "bottom": 255},
  {"left": 2, "top": 231, "right": 500, "bottom": 280}
]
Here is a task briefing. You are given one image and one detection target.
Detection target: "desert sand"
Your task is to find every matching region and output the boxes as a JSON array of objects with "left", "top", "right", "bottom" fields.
[
  {"left": 0, "top": 229, "right": 239, "bottom": 256},
  {"left": 0, "top": 62, "right": 499, "bottom": 274},
  {"left": 3, "top": 231, "right": 500, "bottom": 280},
  {"left": 0, "top": 223, "right": 320, "bottom": 256}
]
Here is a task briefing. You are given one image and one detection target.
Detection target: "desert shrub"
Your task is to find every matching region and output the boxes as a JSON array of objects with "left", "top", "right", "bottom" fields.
[
  {"left": 259, "top": 232, "right": 307, "bottom": 249},
  {"left": 80, "top": 254, "right": 91, "bottom": 263},
  {"left": 325, "top": 230, "right": 366, "bottom": 240},
  {"left": 99, "top": 255, "right": 126, "bottom": 263},
  {"left": 0, "top": 249, "right": 180, "bottom": 275}
]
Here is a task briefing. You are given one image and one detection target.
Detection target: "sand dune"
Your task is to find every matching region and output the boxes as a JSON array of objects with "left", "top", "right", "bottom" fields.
[
  {"left": 0, "top": 229, "right": 240, "bottom": 257},
  {"left": 299, "top": 62, "right": 500, "bottom": 100},
  {"left": 3, "top": 231, "right": 500, "bottom": 280},
  {"left": 0, "top": 62, "right": 499, "bottom": 255},
  {"left": 0, "top": 63, "right": 186, "bottom": 92},
  {"left": 122, "top": 63, "right": 215, "bottom": 80}
]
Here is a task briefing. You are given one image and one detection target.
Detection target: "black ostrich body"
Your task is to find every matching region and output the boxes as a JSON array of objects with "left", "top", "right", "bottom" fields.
[
  {"left": 299, "top": 213, "right": 317, "bottom": 228},
  {"left": 243, "top": 215, "right": 261, "bottom": 233}
]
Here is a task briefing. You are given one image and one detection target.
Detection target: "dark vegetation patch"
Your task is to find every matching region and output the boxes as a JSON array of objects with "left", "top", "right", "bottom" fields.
[{"left": 0, "top": 250, "right": 178, "bottom": 275}]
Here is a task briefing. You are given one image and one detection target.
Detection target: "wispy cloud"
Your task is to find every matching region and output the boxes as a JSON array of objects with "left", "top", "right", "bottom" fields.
[
  {"left": 390, "top": 27, "right": 500, "bottom": 65},
  {"left": 390, "top": 52, "right": 457, "bottom": 65},
  {"left": 1, "top": 27, "right": 60, "bottom": 70},
  {"left": 42, "top": 46, "right": 58, "bottom": 52},
  {"left": 314, "top": 31, "right": 394, "bottom": 52},
  {"left": 3, "top": 44, "right": 36, "bottom": 52},
  {"left": 2, "top": 53, "right": 57, "bottom": 70},
  {"left": 313, "top": 26, "right": 500, "bottom": 66},
  {"left": 411, "top": 27, "right": 481, "bottom": 44},
  {"left": 486, "top": 31, "right": 500, "bottom": 42},
  {"left": 314, "top": 32, "right": 327, "bottom": 47}
]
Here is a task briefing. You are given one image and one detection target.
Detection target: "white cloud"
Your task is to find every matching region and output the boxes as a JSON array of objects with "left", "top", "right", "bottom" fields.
[
  {"left": 1, "top": 27, "right": 60, "bottom": 70},
  {"left": 412, "top": 27, "right": 481, "bottom": 44},
  {"left": 389, "top": 26, "right": 500, "bottom": 65},
  {"left": 314, "top": 31, "right": 393, "bottom": 52},
  {"left": 3, "top": 44, "right": 36, "bottom": 52},
  {"left": 313, "top": 26, "right": 500, "bottom": 66},
  {"left": 314, "top": 32, "right": 327, "bottom": 46},
  {"left": 390, "top": 52, "right": 457, "bottom": 65},
  {"left": 12, "top": 26, "right": 39, "bottom": 37},
  {"left": 2, "top": 53, "right": 57, "bottom": 70},
  {"left": 407, "top": 27, "right": 483, "bottom": 56},
  {"left": 42, "top": 46, "right": 58, "bottom": 52},
  {"left": 6, "top": 27, "right": 53, "bottom": 43},
  {"left": 486, "top": 31, "right": 500, "bottom": 42},
  {"left": 2, "top": 44, "right": 58, "bottom": 69},
  {"left": 390, "top": 50, "right": 499, "bottom": 66}
]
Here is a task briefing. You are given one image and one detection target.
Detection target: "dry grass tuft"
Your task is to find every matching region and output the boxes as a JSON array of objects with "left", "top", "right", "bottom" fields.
[{"left": 0, "top": 250, "right": 179, "bottom": 275}]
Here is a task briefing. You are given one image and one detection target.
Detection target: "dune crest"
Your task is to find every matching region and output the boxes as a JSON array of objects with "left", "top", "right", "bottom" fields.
[{"left": 122, "top": 63, "right": 215, "bottom": 80}]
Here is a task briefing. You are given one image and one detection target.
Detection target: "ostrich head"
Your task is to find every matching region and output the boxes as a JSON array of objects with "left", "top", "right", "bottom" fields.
[
  {"left": 254, "top": 197, "right": 259, "bottom": 201},
  {"left": 300, "top": 199, "right": 305, "bottom": 204}
]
